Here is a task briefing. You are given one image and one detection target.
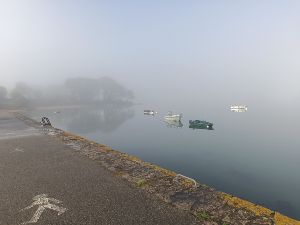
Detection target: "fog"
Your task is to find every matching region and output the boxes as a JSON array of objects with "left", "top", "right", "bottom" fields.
[
  {"left": 0, "top": 77, "right": 134, "bottom": 109},
  {"left": 1, "top": 1, "right": 300, "bottom": 110},
  {"left": 1, "top": 1, "right": 300, "bottom": 219}
]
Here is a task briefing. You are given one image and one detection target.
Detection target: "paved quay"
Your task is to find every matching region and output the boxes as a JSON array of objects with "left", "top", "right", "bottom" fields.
[{"left": 0, "top": 110, "right": 198, "bottom": 225}]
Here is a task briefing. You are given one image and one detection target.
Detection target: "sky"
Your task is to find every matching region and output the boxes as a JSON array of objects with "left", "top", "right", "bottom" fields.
[{"left": 0, "top": 0, "right": 300, "bottom": 106}]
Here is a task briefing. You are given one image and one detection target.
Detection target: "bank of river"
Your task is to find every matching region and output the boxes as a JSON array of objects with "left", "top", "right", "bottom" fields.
[
  {"left": 25, "top": 105, "right": 300, "bottom": 220},
  {"left": 15, "top": 111, "right": 300, "bottom": 225}
]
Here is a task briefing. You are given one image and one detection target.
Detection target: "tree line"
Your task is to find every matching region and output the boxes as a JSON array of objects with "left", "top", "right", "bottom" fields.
[{"left": 0, "top": 77, "right": 134, "bottom": 108}]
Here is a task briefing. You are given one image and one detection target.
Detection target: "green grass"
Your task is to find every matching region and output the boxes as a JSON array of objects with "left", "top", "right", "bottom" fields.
[
  {"left": 136, "top": 179, "right": 147, "bottom": 187},
  {"left": 197, "top": 211, "right": 211, "bottom": 220}
]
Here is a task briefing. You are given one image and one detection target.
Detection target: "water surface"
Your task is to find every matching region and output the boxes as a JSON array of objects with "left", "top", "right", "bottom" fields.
[{"left": 27, "top": 104, "right": 300, "bottom": 219}]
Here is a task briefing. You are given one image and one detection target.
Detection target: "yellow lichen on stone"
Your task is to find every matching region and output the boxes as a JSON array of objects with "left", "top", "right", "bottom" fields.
[
  {"left": 63, "top": 131, "right": 84, "bottom": 140},
  {"left": 152, "top": 166, "right": 176, "bottom": 177},
  {"left": 180, "top": 179, "right": 195, "bottom": 188},
  {"left": 99, "top": 146, "right": 114, "bottom": 153},
  {"left": 221, "top": 193, "right": 300, "bottom": 224},
  {"left": 136, "top": 179, "right": 148, "bottom": 187},
  {"left": 62, "top": 131, "right": 73, "bottom": 137},
  {"left": 141, "top": 162, "right": 176, "bottom": 177},
  {"left": 114, "top": 171, "right": 126, "bottom": 177},
  {"left": 123, "top": 154, "right": 142, "bottom": 163},
  {"left": 143, "top": 162, "right": 154, "bottom": 167},
  {"left": 221, "top": 193, "right": 273, "bottom": 217},
  {"left": 274, "top": 212, "right": 300, "bottom": 225}
]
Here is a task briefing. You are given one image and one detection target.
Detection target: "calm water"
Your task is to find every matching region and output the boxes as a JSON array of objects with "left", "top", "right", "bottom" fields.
[{"left": 26, "top": 104, "right": 300, "bottom": 219}]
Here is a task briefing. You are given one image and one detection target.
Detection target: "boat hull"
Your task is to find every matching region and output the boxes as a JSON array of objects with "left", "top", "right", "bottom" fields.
[
  {"left": 230, "top": 105, "right": 247, "bottom": 112},
  {"left": 144, "top": 110, "right": 157, "bottom": 115}
]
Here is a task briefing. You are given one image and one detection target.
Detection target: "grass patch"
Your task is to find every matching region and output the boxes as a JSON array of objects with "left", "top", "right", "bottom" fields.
[
  {"left": 197, "top": 211, "right": 211, "bottom": 221},
  {"left": 136, "top": 179, "right": 147, "bottom": 187}
]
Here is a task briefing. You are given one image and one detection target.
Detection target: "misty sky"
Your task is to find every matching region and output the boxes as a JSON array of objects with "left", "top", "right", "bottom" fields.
[{"left": 1, "top": 1, "right": 300, "bottom": 106}]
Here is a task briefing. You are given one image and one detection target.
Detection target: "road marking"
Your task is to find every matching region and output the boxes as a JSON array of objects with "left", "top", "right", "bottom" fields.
[
  {"left": 11, "top": 148, "right": 24, "bottom": 153},
  {"left": 20, "top": 194, "right": 67, "bottom": 224},
  {"left": 0, "top": 131, "right": 41, "bottom": 140}
]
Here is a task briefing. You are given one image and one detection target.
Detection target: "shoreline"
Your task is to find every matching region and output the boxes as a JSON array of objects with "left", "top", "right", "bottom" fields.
[{"left": 12, "top": 110, "right": 300, "bottom": 225}]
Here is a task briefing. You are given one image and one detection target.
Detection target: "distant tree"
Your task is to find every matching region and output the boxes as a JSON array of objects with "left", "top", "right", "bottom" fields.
[
  {"left": 99, "top": 77, "right": 134, "bottom": 102},
  {"left": 10, "top": 90, "right": 28, "bottom": 107},
  {"left": 64, "top": 78, "right": 101, "bottom": 102},
  {"left": 64, "top": 77, "right": 134, "bottom": 104},
  {"left": 0, "top": 86, "right": 8, "bottom": 100},
  {"left": 9, "top": 82, "right": 35, "bottom": 107},
  {"left": 12, "top": 82, "right": 31, "bottom": 98}
]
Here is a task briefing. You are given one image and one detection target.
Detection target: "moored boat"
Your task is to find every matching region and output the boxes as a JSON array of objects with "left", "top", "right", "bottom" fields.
[
  {"left": 189, "top": 120, "right": 213, "bottom": 130},
  {"left": 144, "top": 110, "right": 157, "bottom": 115},
  {"left": 230, "top": 105, "right": 247, "bottom": 112}
]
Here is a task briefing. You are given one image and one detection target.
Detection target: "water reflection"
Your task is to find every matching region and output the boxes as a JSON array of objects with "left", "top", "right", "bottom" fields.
[
  {"left": 37, "top": 77, "right": 136, "bottom": 134},
  {"left": 230, "top": 108, "right": 247, "bottom": 113},
  {"left": 51, "top": 104, "right": 134, "bottom": 134},
  {"left": 189, "top": 124, "right": 214, "bottom": 130},
  {"left": 164, "top": 119, "right": 183, "bottom": 128}
]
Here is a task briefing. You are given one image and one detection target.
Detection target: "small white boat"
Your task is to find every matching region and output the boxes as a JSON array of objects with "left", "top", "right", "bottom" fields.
[
  {"left": 144, "top": 110, "right": 157, "bottom": 115},
  {"left": 164, "top": 112, "right": 182, "bottom": 121},
  {"left": 230, "top": 105, "right": 247, "bottom": 112}
]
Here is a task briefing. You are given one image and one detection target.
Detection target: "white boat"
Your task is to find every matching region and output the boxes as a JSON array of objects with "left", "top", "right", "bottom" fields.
[
  {"left": 144, "top": 110, "right": 157, "bottom": 115},
  {"left": 164, "top": 112, "right": 182, "bottom": 121},
  {"left": 230, "top": 105, "right": 247, "bottom": 112}
]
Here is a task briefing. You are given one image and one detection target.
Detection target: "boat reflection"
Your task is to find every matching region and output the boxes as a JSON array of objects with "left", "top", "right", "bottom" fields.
[
  {"left": 164, "top": 119, "right": 183, "bottom": 128},
  {"left": 189, "top": 123, "right": 214, "bottom": 130},
  {"left": 44, "top": 104, "right": 134, "bottom": 134},
  {"left": 231, "top": 108, "right": 247, "bottom": 113},
  {"left": 164, "top": 111, "right": 182, "bottom": 121}
]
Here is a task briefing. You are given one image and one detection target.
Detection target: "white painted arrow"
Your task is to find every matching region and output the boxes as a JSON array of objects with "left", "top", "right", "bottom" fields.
[
  {"left": 13, "top": 148, "right": 24, "bottom": 153},
  {"left": 20, "top": 194, "right": 67, "bottom": 224}
]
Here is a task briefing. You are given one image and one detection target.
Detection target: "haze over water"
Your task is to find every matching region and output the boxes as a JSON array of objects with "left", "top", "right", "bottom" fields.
[{"left": 1, "top": 0, "right": 300, "bottom": 220}]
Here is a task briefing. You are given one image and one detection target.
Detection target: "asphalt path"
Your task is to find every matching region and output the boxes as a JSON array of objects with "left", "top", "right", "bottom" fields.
[{"left": 0, "top": 111, "right": 198, "bottom": 225}]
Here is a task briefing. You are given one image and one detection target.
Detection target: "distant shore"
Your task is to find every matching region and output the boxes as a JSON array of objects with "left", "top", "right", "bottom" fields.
[{"left": 33, "top": 105, "right": 84, "bottom": 110}]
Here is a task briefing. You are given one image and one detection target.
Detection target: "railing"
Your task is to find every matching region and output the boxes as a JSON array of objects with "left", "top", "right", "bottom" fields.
[{"left": 174, "top": 174, "right": 198, "bottom": 188}]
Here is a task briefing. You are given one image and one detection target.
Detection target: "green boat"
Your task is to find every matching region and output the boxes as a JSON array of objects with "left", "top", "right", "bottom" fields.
[{"left": 189, "top": 120, "right": 213, "bottom": 130}]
